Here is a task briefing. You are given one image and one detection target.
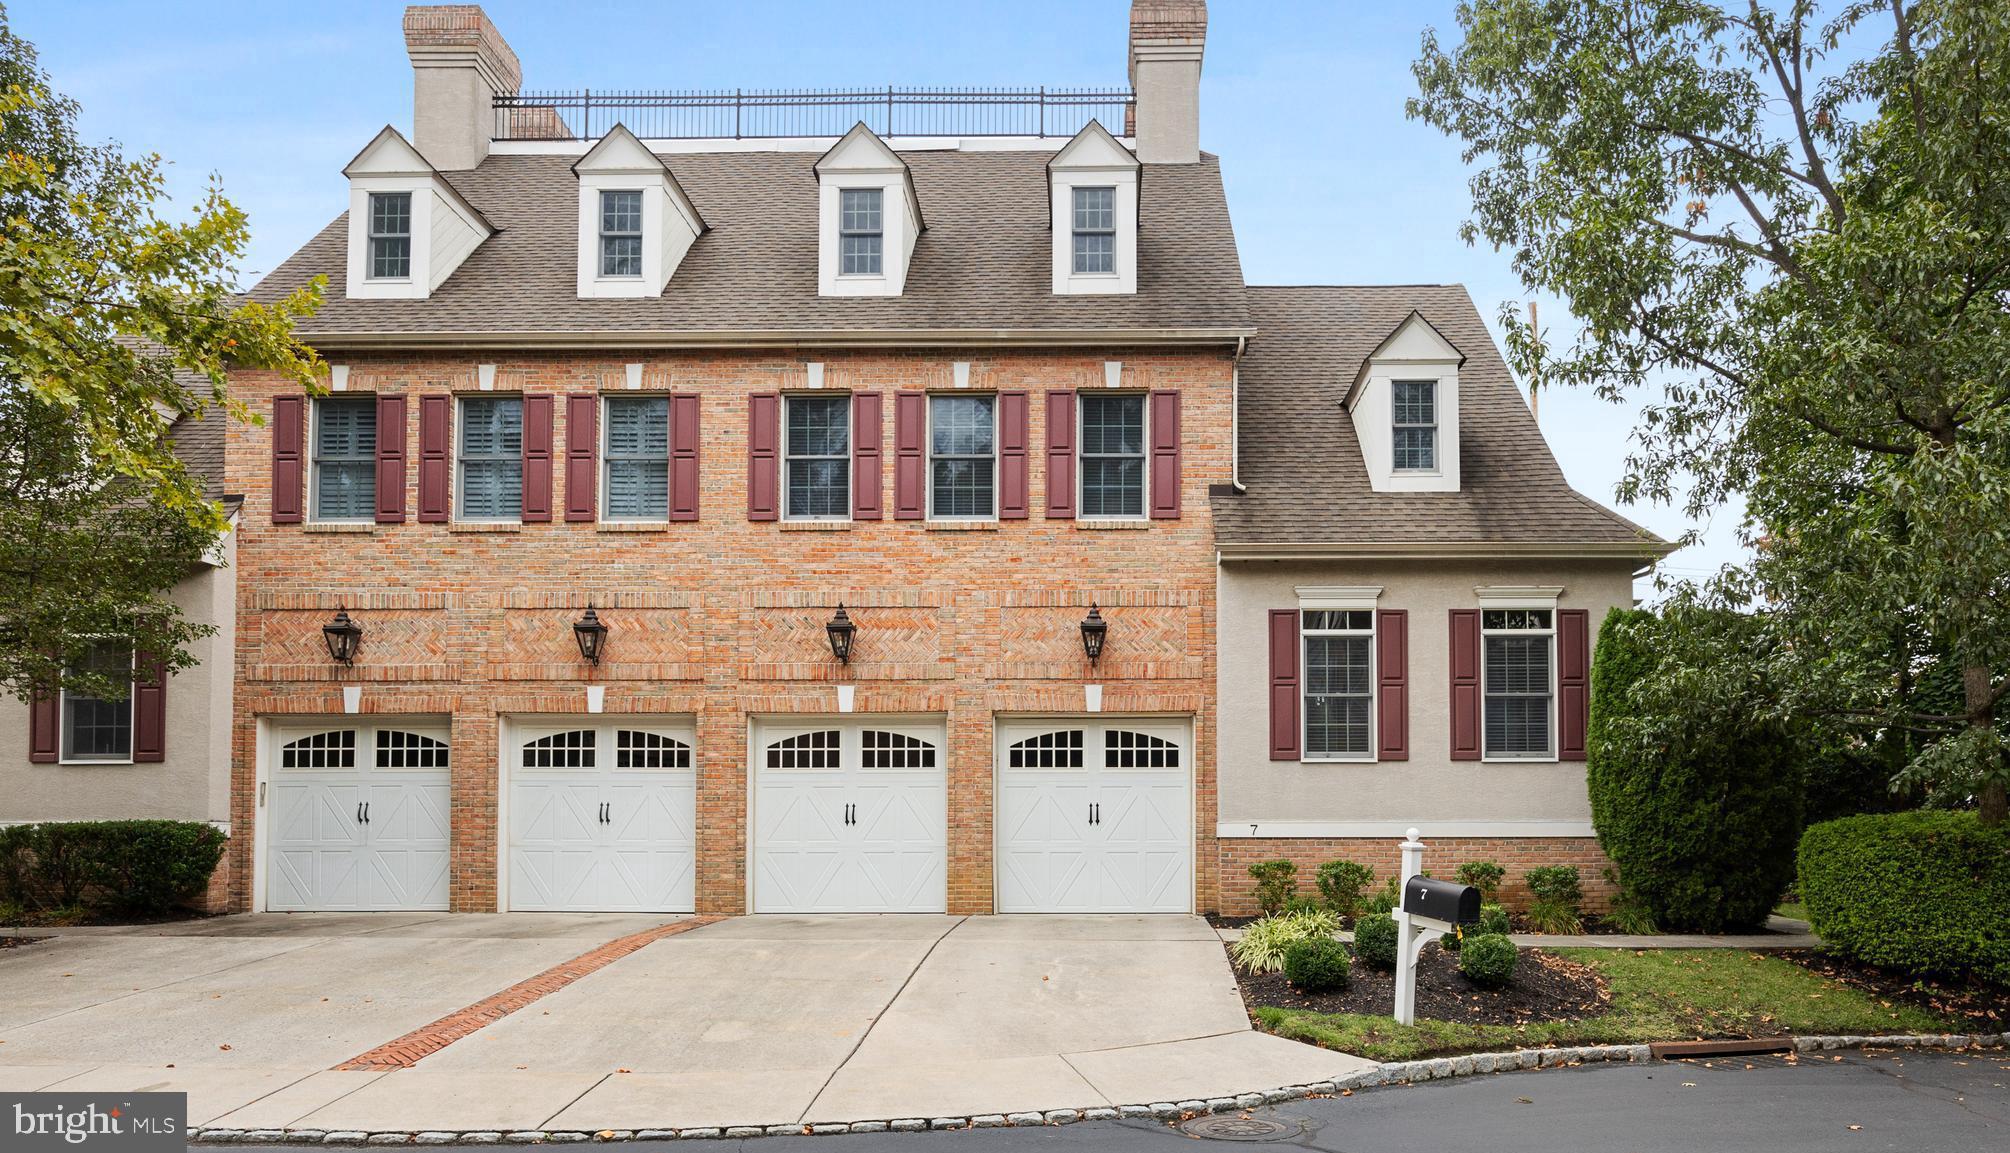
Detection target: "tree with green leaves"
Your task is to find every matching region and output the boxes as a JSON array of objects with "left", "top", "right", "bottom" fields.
[
  {"left": 0, "top": 5, "right": 323, "bottom": 698},
  {"left": 1411, "top": 0, "right": 2010, "bottom": 824}
]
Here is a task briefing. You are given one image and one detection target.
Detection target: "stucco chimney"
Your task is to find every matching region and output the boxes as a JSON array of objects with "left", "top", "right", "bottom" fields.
[
  {"left": 1127, "top": 1, "right": 1206, "bottom": 164},
  {"left": 403, "top": 5, "right": 522, "bottom": 171}
]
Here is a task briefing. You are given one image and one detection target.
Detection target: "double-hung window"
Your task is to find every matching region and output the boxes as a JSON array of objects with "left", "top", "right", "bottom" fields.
[
  {"left": 839, "top": 189, "right": 883, "bottom": 276},
  {"left": 929, "top": 394, "right": 995, "bottom": 519},
  {"left": 1079, "top": 393, "right": 1146, "bottom": 518},
  {"left": 312, "top": 397, "right": 376, "bottom": 522},
  {"left": 367, "top": 192, "right": 412, "bottom": 280},
  {"left": 785, "top": 394, "right": 850, "bottom": 519},
  {"left": 1072, "top": 186, "right": 1116, "bottom": 274},
  {"left": 1302, "top": 611, "right": 1374, "bottom": 759},
  {"left": 603, "top": 395, "right": 670, "bottom": 521},
  {"left": 61, "top": 641, "right": 134, "bottom": 763},
  {"left": 1483, "top": 609, "right": 1555, "bottom": 758},
  {"left": 599, "top": 190, "right": 643, "bottom": 278},
  {"left": 458, "top": 395, "right": 523, "bottom": 521},
  {"left": 1392, "top": 380, "right": 1438, "bottom": 472}
]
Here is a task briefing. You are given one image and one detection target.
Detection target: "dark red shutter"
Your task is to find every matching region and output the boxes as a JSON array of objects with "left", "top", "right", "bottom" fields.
[
  {"left": 563, "top": 394, "right": 596, "bottom": 522},
  {"left": 893, "top": 391, "right": 925, "bottom": 520},
  {"left": 998, "top": 390, "right": 1029, "bottom": 519},
  {"left": 417, "top": 394, "right": 451, "bottom": 523},
  {"left": 852, "top": 392, "right": 883, "bottom": 520},
  {"left": 271, "top": 395, "right": 304, "bottom": 524},
  {"left": 1045, "top": 390, "right": 1076, "bottom": 518},
  {"left": 1450, "top": 609, "right": 1482, "bottom": 761},
  {"left": 669, "top": 393, "right": 701, "bottom": 522},
  {"left": 27, "top": 691, "right": 57, "bottom": 763},
  {"left": 1269, "top": 608, "right": 1301, "bottom": 761},
  {"left": 1376, "top": 609, "right": 1409, "bottom": 761},
  {"left": 521, "top": 394, "right": 553, "bottom": 523},
  {"left": 1558, "top": 608, "right": 1591, "bottom": 761},
  {"left": 1149, "top": 389, "right": 1181, "bottom": 519},
  {"left": 374, "top": 394, "right": 407, "bottom": 524},
  {"left": 747, "top": 393, "right": 779, "bottom": 520},
  {"left": 131, "top": 653, "right": 166, "bottom": 763}
]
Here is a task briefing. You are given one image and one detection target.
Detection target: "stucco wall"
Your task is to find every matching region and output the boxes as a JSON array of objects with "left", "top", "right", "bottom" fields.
[
  {"left": 1216, "top": 557, "right": 1637, "bottom": 836},
  {"left": 0, "top": 529, "right": 235, "bottom": 827}
]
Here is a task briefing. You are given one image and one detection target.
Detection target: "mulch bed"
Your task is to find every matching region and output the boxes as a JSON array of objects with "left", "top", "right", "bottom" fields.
[
  {"left": 1234, "top": 942, "right": 1611, "bottom": 1025},
  {"left": 1777, "top": 950, "right": 2009, "bottom": 1032}
]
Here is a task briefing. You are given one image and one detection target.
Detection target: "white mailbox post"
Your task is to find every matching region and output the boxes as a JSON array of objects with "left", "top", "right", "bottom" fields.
[{"left": 1391, "top": 827, "right": 1447, "bottom": 1027}]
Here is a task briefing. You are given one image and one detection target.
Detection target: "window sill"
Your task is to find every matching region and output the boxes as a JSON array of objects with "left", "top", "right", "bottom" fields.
[
  {"left": 598, "top": 521, "right": 672, "bottom": 533},
  {"left": 450, "top": 522, "right": 522, "bottom": 533},
  {"left": 1481, "top": 756, "right": 1562, "bottom": 765},
  {"left": 1074, "top": 519, "right": 1150, "bottom": 531},
  {"left": 304, "top": 523, "right": 377, "bottom": 534},
  {"left": 58, "top": 759, "right": 136, "bottom": 767},
  {"left": 1300, "top": 758, "right": 1377, "bottom": 766},
  {"left": 780, "top": 521, "right": 852, "bottom": 531},
  {"left": 925, "top": 520, "right": 999, "bottom": 532}
]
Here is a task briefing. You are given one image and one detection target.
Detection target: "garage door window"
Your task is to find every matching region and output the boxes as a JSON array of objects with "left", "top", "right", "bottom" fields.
[
  {"left": 1106, "top": 728, "right": 1179, "bottom": 767},
  {"left": 616, "top": 729, "right": 691, "bottom": 769},
  {"left": 377, "top": 729, "right": 448, "bottom": 768},
  {"left": 863, "top": 729, "right": 936, "bottom": 768},
  {"left": 281, "top": 729, "right": 356, "bottom": 769},
  {"left": 524, "top": 729, "right": 594, "bottom": 768},
  {"left": 767, "top": 728, "right": 841, "bottom": 769},
  {"left": 1007, "top": 728, "right": 1085, "bottom": 768}
]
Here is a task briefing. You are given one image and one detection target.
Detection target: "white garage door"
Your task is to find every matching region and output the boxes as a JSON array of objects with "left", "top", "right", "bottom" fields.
[
  {"left": 752, "top": 719, "right": 947, "bottom": 913},
  {"left": 996, "top": 718, "right": 1192, "bottom": 913},
  {"left": 507, "top": 720, "right": 696, "bottom": 913},
  {"left": 268, "top": 724, "right": 451, "bottom": 911}
]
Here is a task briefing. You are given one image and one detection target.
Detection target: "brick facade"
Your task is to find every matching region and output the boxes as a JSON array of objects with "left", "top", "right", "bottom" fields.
[
  {"left": 227, "top": 348, "right": 1229, "bottom": 915},
  {"left": 1217, "top": 835, "right": 1619, "bottom": 916}
]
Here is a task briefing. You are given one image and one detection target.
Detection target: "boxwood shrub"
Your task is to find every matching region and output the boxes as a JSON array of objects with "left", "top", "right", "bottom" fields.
[
  {"left": 0, "top": 821, "right": 224, "bottom": 918},
  {"left": 1458, "top": 933, "right": 1518, "bottom": 989},
  {"left": 1798, "top": 810, "right": 2010, "bottom": 984},
  {"left": 1282, "top": 936, "right": 1352, "bottom": 993},
  {"left": 1353, "top": 911, "right": 1398, "bottom": 970}
]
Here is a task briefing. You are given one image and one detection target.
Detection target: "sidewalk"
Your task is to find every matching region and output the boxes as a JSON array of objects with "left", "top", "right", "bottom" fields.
[{"left": 1215, "top": 914, "right": 1820, "bottom": 950}]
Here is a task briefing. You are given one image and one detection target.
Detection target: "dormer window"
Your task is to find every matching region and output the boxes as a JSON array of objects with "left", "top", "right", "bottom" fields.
[
  {"left": 1071, "top": 187, "right": 1116, "bottom": 274},
  {"left": 599, "top": 190, "right": 644, "bottom": 277},
  {"left": 1392, "top": 380, "right": 1438, "bottom": 472},
  {"left": 839, "top": 189, "right": 884, "bottom": 276},
  {"left": 367, "top": 192, "right": 412, "bottom": 280}
]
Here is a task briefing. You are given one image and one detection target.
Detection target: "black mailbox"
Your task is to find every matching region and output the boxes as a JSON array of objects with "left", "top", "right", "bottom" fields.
[{"left": 1402, "top": 877, "right": 1482, "bottom": 924}]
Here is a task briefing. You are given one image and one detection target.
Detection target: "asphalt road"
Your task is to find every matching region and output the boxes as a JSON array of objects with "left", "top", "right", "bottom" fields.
[{"left": 243, "top": 1049, "right": 2007, "bottom": 1152}]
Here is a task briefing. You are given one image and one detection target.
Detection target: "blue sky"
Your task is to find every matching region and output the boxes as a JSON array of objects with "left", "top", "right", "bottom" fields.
[{"left": 14, "top": 0, "right": 1742, "bottom": 588}]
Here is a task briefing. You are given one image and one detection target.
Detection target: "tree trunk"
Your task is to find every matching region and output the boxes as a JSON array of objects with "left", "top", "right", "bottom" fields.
[{"left": 1965, "top": 664, "right": 2006, "bottom": 826}]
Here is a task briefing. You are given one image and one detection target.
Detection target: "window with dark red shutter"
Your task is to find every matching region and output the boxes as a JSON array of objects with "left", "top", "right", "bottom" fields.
[
  {"left": 1377, "top": 609, "right": 1409, "bottom": 761},
  {"left": 27, "top": 691, "right": 58, "bottom": 763},
  {"left": 852, "top": 392, "right": 883, "bottom": 520},
  {"left": 669, "top": 393, "right": 701, "bottom": 521},
  {"left": 1045, "top": 390, "right": 1076, "bottom": 518},
  {"left": 1269, "top": 609, "right": 1301, "bottom": 761},
  {"left": 132, "top": 654, "right": 166, "bottom": 762},
  {"left": 998, "top": 390, "right": 1029, "bottom": 519},
  {"left": 564, "top": 394, "right": 597, "bottom": 521},
  {"left": 1558, "top": 609, "right": 1590, "bottom": 760},
  {"left": 747, "top": 393, "right": 780, "bottom": 520},
  {"left": 1449, "top": 609, "right": 1482, "bottom": 760},
  {"left": 271, "top": 395, "right": 305, "bottom": 524},
  {"left": 522, "top": 394, "right": 554, "bottom": 523},
  {"left": 1149, "top": 389, "right": 1181, "bottom": 519},
  {"left": 417, "top": 395, "right": 451, "bottom": 522},
  {"left": 893, "top": 391, "right": 925, "bottom": 520},
  {"left": 374, "top": 394, "right": 407, "bottom": 523}
]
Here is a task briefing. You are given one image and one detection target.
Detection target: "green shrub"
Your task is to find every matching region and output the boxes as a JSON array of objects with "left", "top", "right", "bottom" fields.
[
  {"left": 31, "top": 824, "right": 94, "bottom": 907},
  {"left": 1364, "top": 874, "right": 1402, "bottom": 916},
  {"left": 1587, "top": 607, "right": 1806, "bottom": 931},
  {"left": 1454, "top": 860, "right": 1505, "bottom": 903},
  {"left": 0, "top": 824, "right": 31, "bottom": 906},
  {"left": 1478, "top": 902, "right": 1512, "bottom": 937},
  {"left": 1282, "top": 936, "right": 1352, "bottom": 993},
  {"left": 0, "top": 820, "right": 224, "bottom": 917},
  {"left": 1602, "top": 868, "right": 1660, "bottom": 935},
  {"left": 1248, "top": 859, "right": 1299, "bottom": 917},
  {"left": 1353, "top": 911, "right": 1398, "bottom": 970},
  {"left": 1314, "top": 860, "right": 1374, "bottom": 919},
  {"left": 1798, "top": 811, "right": 2010, "bottom": 984},
  {"left": 1231, "top": 908, "right": 1341, "bottom": 974},
  {"left": 1524, "top": 865, "right": 1584, "bottom": 934},
  {"left": 1458, "top": 933, "right": 1518, "bottom": 988}
]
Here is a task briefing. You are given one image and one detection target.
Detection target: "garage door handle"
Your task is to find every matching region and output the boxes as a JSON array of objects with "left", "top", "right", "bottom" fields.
[
  {"left": 356, "top": 802, "right": 364, "bottom": 824},
  {"left": 362, "top": 802, "right": 370, "bottom": 824},
  {"left": 600, "top": 802, "right": 609, "bottom": 824}
]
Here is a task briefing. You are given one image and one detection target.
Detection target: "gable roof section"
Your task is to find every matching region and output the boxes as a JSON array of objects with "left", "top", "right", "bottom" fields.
[
  {"left": 343, "top": 125, "right": 496, "bottom": 233},
  {"left": 573, "top": 124, "right": 706, "bottom": 235},
  {"left": 1215, "top": 285, "right": 1670, "bottom": 558},
  {"left": 250, "top": 147, "right": 1251, "bottom": 347},
  {"left": 816, "top": 122, "right": 925, "bottom": 234}
]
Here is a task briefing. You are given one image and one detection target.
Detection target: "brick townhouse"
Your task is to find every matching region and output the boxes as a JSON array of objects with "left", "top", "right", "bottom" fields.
[{"left": 58, "top": 1, "right": 1665, "bottom": 918}]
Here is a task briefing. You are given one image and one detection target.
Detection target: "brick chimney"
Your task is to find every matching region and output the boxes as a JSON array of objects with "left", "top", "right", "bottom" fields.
[
  {"left": 1127, "top": 1, "right": 1206, "bottom": 163},
  {"left": 403, "top": 5, "right": 522, "bottom": 171}
]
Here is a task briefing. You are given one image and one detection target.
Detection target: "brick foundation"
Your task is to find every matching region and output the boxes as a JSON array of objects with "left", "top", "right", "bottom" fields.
[{"left": 1216, "top": 836, "right": 1617, "bottom": 916}]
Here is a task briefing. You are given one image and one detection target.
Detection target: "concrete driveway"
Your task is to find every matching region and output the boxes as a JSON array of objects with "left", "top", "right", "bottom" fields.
[{"left": 0, "top": 914, "right": 1370, "bottom": 1133}]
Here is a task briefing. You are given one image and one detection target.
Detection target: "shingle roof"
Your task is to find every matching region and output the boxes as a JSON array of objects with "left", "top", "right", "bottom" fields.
[
  {"left": 1213, "top": 285, "right": 1668, "bottom": 554},
  {"left": 167, "top": 380, "right": 227, "bottom": 500},
  {"left": 251, "top": 148, "right": 1251, "bottom": 343}
]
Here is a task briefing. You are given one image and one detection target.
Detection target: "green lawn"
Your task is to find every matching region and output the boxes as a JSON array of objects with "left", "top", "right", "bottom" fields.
[
  {"left": 1255, "top": 949, "right": 1955, "bottom": 1063},
  {"left": 1774, "top": 901, "right": 1810, "bottom": 923}
]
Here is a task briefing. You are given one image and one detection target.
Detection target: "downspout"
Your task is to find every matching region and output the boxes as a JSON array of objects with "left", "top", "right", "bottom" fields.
[{"left": 1230, "top": 334, "right": 1247, "bottom": 491}]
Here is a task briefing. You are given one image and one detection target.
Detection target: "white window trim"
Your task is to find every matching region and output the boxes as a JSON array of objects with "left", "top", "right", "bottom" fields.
[
  {"left": 58, "top": 646, "right": 137, "bottom": 766},
  {"left": 836, "top": 187, "right": 887, "bottom": 281},
  {"left": 781, "top": 393, "right": 852, "bottom": 523},
  {"left": 1390, "top": 378, "right": 1441, "bottom": 476},
  {"left": 596, "top": 189, "right": 647, "bottom": 280},
  {"left": 1069, "top": 185, "right": 1119, "bottom": 278},
  {"left": 1076, "top": 391, "right": 1150, "bottom": 522},
  {"left": 1295, "top": 586, "right": 1384, "bottom": 612},
  {"left": 1478, "top": 597, "right": 1560, "bottom": 764},
  {"left": 454, "top": 394, "right": 525, "bottom": 525},
  {"left": 599, "top": 393, "right": 671, "bottom": 525},
  {"left": 1300, "top": 608, "right": 1377, "bottom": 764},
  {"left": 309, "top": 396, "right": 377, "bottom": 525},
  {"left": 363, "top": 191, "right": 414, "bottom": 284},
  {"left": 925, "top": 392, "right": 999, "bottom": 522}
]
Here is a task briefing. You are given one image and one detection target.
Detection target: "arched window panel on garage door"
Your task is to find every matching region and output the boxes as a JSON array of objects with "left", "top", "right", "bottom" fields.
[
  {"left": 767, "top": 728, "right": 841, "bottom": 769},
  {"left": 523, "top": 728, "right": 596, "bottom": 768},
  {"left": 1105, "top": 728, "right": 1179, "bottom": 768},
  {"left": 1007, "top": 728, "right": 1086, "bottom": 769},
  {"left": 616, "top": 729, "right": 691, "bottom": 769},
  {"left": 863, "top": 729, "right": 937, "bottom": 769},
  {"left": 281, "top": 728, "right": 357, "bottom": 769},
  {"left": 376, "top": 729, "right": 448, "bottom": 769}
]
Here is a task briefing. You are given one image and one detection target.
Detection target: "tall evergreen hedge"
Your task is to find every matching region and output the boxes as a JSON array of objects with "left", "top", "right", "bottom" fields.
[
  {"left": 1798, "top": 810, "right": 2010, "bottom": 984},
  {"left": 1586, "top": 607, "right": 1805, "bottom": 931}
]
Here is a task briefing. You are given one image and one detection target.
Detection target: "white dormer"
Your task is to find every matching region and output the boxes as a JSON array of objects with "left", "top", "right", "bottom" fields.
[
  {"left": 573, "top": 124, "right": 706, "bottom": 299},
  {"left": 1347, "top": 311, "right": 1465, "bottom": 492},
  {"left": 815, "top": 123, "right": 923, "bottom": 298},
  {"left": 342, "top": 126, "right": 493, "bottom": 300},
  {"left": 1048, "top": 120, "right": 1140, "bottom": 296}
]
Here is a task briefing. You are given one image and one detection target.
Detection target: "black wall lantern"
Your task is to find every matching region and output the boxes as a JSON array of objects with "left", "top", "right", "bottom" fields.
[
  {"left": 323, "top": 608, "right": 364, "bottom": 666},
  {"left": 1080, "top": 603, "right": 1108, "bottom": 666},
  {"left": 573, "top": 605, "right": 609, "bottom": 665},
  {"left": 826, "top": 604, "right": 857, "bottom": 665}
]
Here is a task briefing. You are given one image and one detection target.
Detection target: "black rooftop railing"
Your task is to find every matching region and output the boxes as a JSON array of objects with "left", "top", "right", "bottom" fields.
[{"left": 492, "top": 87, "right": 1134, "bottom": 142}]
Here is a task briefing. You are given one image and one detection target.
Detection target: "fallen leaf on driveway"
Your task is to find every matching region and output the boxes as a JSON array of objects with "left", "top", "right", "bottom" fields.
[
  {"left": 617, "top": 1068, "right": 631, "bottom": 1074},
  {"left": 1680, "top": 1082, "right": 1696, "bottom": 1087},
  {"left": 218, "top": 1044, "right": 231, "bottom": 1051},
  {"left": 1515, "top": 1097, "right": 1532, "bottom": 1104},
  {"left": 1848, "top": 1124, "right": 1862, "bottom": 1131}
]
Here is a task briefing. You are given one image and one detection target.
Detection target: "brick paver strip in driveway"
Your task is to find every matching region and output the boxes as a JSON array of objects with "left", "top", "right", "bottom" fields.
[{"left": 336, "top": 917, "right": 720, "bottom": 1071}]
